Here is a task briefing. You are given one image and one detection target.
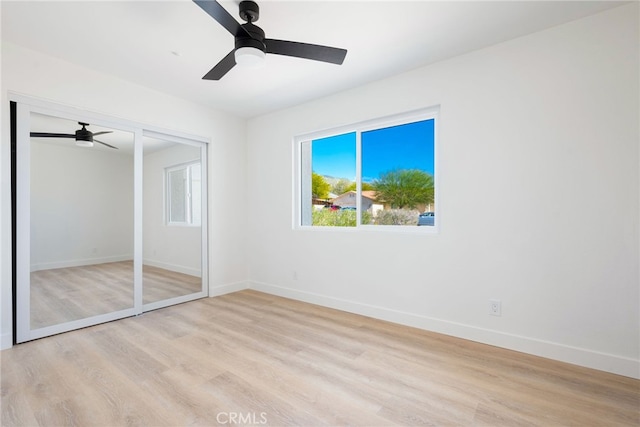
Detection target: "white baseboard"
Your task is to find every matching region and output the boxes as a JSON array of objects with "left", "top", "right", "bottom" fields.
[
  {"left": 248, "top": 280, "right": 640, "bottom": 379},
  {"left": 31, "top": 255, "right": 132, "bottom": 272},
  {"left": 1, "top": 331, "right": 13, "bottom": 350},
  {"left": 209, "top": 281, "right": 249, "bottom": 297}
]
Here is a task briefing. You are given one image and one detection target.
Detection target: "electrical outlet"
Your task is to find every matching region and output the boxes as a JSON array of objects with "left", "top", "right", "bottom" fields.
[{"left": 489, "top": 299, "right": 502, "bottom": 316}]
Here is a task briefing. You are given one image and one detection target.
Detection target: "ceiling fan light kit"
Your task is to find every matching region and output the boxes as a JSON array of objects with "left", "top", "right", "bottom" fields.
[
  {"left": 193, "top": 0, "right": 347, "bottom": 80},
  {"left": 75, "top": 140, "right": 94, "bottom": 148},
  {"left": 234, "top": 46, "right": 265, "bottom": 67}
]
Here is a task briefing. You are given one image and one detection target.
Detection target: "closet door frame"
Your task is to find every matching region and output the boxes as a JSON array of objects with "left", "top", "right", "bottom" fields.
[{"left": 12, "top": 94, "right": 209, "bottom": 344}]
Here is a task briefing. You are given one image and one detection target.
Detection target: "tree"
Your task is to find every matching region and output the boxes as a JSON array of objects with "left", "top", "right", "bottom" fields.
[
  {"left": 372, "top": 169, "right": 434, "bottom": 209},
  {"left": 331, "top": 178, "right": 352, "bottom": 196},
  {"left": 312, "top": 173, "right": 331, "bottom": 199}
]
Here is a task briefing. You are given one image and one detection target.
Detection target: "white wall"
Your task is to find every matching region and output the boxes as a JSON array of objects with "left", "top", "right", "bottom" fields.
[
  {"left": 1, "top": 42, "right": 248, "bottom": 348},
  {"left": 30, "top": 140, "right": 134, "bottom": 270},
  {"left": 143, "top": 143, "right": 202, "bottom": 276},
  {"left": 246, "top": 4, "right": 639, "bottom": 378}
]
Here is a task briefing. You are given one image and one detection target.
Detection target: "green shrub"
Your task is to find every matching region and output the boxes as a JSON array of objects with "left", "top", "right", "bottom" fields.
[
  {"left": 312, "top": 209, "right": 372, "bottom": 227},
  {"left": 374, "top": 209, "right": 420, "bottom": 226}
]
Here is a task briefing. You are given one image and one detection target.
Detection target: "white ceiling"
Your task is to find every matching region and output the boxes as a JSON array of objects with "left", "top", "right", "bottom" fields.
[{"left": 2, "top": 0, "right": 626, "bottom": 118}]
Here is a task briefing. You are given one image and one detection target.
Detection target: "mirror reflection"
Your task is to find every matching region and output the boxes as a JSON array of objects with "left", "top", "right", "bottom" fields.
[
  {"left": 29, "top": 112, "right": 135, "bottom": 329},
  {"left": 143, "top": 136, "right": 203, "bottom": 304}
]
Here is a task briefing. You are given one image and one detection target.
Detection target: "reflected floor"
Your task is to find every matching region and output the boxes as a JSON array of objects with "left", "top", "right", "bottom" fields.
[{"left": 30, "top": 261, "right": 202, "bottom": 329}]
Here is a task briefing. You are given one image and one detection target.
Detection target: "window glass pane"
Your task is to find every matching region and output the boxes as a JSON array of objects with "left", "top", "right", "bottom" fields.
[
  {"left": 169, "top": 168, "right": 186, "bottom": 223},
  {"left": 307, "top": 132, "right": 356, "bottom": 227},
  {"left": 361, "top": 119, "right": 435, "bottom": 226},
  {"left": 296, "top": 110, "right": 437, "bottom": 231}
]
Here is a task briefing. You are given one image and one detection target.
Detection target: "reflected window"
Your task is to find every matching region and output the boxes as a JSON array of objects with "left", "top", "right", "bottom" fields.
[{"left": 166, "top": 161, "right": 201, "bottom": 226}]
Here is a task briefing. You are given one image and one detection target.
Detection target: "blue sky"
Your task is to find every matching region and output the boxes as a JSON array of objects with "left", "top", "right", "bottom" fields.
[
  {"left": 311, "top": 132, "right": 357, "bottom": 179},
  {"left": 312, "top": 119, "right": 434, "bottom": 183}
]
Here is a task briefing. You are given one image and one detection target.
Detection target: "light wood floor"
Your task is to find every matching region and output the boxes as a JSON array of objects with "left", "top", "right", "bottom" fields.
[
  {"left": 2, "top": 290, "right": 638, "bottom": 426},
  {"left": 30, "top": 261, "right": 202, "bottom": 329}
]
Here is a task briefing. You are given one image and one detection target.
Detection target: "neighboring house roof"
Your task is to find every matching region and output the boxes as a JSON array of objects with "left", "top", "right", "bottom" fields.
[
  {"left": 331, "top": 191, "right": 380, "bottom": 205},
  {"left": 312, "top": 198, "right": 332, "bottom": 206},
  {"left": 362, "top": 190, "right": 378, "bottom": 201}
]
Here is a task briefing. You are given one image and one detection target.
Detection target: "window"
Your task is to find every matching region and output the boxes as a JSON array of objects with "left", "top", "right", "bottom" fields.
[
  {"left": 295, "top": 108, "right": 437, "bottom": 230},
  {"left": 166, "top": 161, "right": 201, "bottom": 226}
]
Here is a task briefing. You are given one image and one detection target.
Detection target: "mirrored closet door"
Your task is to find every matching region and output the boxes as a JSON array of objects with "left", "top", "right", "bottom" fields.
[
  {"left": 25, "top": 111, "right": 135, "bottom": 336},
  {"left": 142, "top": 131, "right": 207, "bottom": 311},
  {"left": 13, "top": 97, "right": 208, "bottom": 343}
]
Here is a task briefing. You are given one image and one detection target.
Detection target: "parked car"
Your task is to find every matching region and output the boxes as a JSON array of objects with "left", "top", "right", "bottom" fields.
[
  {"left": 323, "top": 204, "right": 340, "bottom": 211},
  {"left": 340, "top": 206, "right": 356, "bottom": 211},
  {"left": 417, "top": 212, "right": 435, "bottom": 226}
]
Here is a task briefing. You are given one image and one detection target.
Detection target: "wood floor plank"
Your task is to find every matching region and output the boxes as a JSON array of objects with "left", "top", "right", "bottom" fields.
[
  {"left": 2, "top": 289, "right": 639, "bottom": 426},
  {"left": 0, "top": 391, "right": 39, "bottom": 427}
]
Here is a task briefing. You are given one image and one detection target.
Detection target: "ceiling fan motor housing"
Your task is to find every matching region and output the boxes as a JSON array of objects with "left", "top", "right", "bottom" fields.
[
  {"left": 235, "top": 23, "right": 266, "bottom": 52},
  {"left": 76, "top": 122, "right": 93, "bottom": 142}
]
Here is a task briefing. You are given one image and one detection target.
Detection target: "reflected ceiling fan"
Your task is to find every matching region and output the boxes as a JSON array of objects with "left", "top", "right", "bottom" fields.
[
  {"left": 30, "top": 122, "right": 118, "bottom": 149},
  {"left": 193, "top": 0, "right": 348, "bottom": 80}
]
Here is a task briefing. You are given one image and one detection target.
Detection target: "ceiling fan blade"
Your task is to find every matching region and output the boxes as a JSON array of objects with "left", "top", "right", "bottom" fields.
[
  {"left": 193, "top": 0, "right": 251, "bottom": 38},
  {"left": 202, "top": 49, "right": 237, "bottom": 80},
  {"left": 30, "top": 132, "right": 75, "bottom": 138},
  {"left": 265, "top": 39, "right": 347, "bottom": 65},
  {"left": 92, "top": 131, "right": 113, "bottom": 137},
  {"left": 94, "top": 139, "right": 118, "bottom": 150}
]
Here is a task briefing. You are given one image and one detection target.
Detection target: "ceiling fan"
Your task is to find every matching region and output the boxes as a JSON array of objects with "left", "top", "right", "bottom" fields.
[
  {"left": 30, "top": 122, "right": 118, "bottom": 149},
  {"left": 193, "top": 0, "right": 348, "bottom": 80}
]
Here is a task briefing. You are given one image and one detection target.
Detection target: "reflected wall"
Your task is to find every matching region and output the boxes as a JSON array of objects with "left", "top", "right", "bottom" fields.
[
  {"left": 143, "top": 137, "right": 203, "bottom": 305},
  {"left": 29, "top": 113, "right": 134, "bottom": 329}
]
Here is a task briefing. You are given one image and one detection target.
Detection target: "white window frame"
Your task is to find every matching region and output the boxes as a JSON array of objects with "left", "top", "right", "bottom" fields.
[
  {"left": 165, "top": 160, "right": 201, "bottom": 227},
  {"left": 293, "top": 106, "right": 439, "bottom": 232}
]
